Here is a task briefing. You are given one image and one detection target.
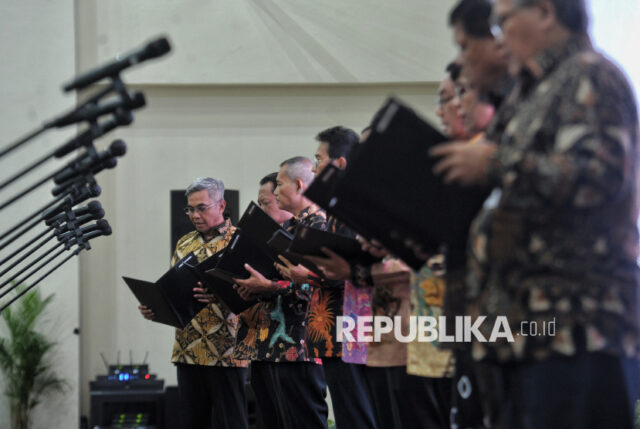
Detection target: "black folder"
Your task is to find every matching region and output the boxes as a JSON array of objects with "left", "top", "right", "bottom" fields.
[
  {"left": 267, "top": 228, "right": 294, "bottom": 254},
  {"left": 287, "top": 225, "right": 382, "bottom": 268},
  {"left": 191, "top": 250, "right": 257, "bottom": 315},
  {"left": 316, "top": 97, "right": 489, "bottom": 270},
  {"left": 206, "top": 202, "right": 283, "bottom": 284},
  {"left": 266, "top": 228, "right": 323, "bottom": 276},
  {"left": 123, "top": 253, "right": 206, "bottom": 329}
]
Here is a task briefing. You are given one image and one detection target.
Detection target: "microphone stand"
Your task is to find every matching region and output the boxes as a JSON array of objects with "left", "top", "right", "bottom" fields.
[
  {"left": 0, "top": 221, "right": 109, "bottom": 310},
  {"left": 0, "top": 80, "right": 118, "bottom": 162},
  {"left": 0, "top": 142, "right": 100, "bottom": 211},
  {"left": 0, "top": 180, "right": 100, "bottom": 251},
  {"left": 0, "top": 240, "right": 69, "bottom": 294},
  {"left": 0, "top": 106, "right": 131, "bottom": 192},
  {"left": 0, "top": 201, "right": 102, "bottom": 270},
  {"left": 0, "top": 230, "right": 57, "bottom": 276},
  {"left": 0, "top": 218, "right": 104, "bottom": 293},
  {"left": 0, "top": 246, "right": 85, "bottom": 313}
]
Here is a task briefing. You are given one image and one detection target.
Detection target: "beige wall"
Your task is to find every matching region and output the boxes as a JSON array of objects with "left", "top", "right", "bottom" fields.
[
  {"left": 77, "top": 0, "right": 459, "bottom": 84},
  {"left": 0, "top": 1, "right": 78, "bottom": 428}
]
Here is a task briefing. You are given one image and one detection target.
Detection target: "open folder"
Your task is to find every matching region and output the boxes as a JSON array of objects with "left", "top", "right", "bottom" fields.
[
  {"left": 124, "top": 252, "right": 256, "bottom": 326},
  {"left": 307, "top": 97, "right": 489, "bottom": 270},
  {"left": 123, "top": 253, "right": 207, "bottom": 329}
]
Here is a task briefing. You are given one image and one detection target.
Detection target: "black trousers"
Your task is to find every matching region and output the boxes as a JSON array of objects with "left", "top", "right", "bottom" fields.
[
  {"left": 362, "top": 366, "right": 402, "bottom": 429},
  {"left": 275, "top": 361, "right": 329, "bottom": 429},
  {"left": 451, "top": 349, "right": 487, "bottom": 429},
  {"left": 384, "top": 366, "right": 452, "bottom": 429},
  {"left": 176, "top": 363, "right": 248, "bottom": 429},
  {"left": 496, "top": 353, "right": 640, "bottom": 429},
  {"left": 393, "top": 371, "right": 451, "bottom": 429},
  {"left": 250, "top": 361, "right": 288, "bottom": 429},
  {"left": 323, "top": 357, "right": 378, "bottom": 429}
]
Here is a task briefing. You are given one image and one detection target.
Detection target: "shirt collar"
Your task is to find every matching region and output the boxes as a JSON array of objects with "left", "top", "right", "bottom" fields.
[
  {"left": 487, "top": 74, "right": 515, "bottom": 109},
  {"left": 199, "top": 218, "right": 232, "bottom": 241},
  {"left": 528, "top": 33, "right": 592, "bottom": 81},
  {"left": 294, "top": 204, "right": 320, "bottom": 224}
]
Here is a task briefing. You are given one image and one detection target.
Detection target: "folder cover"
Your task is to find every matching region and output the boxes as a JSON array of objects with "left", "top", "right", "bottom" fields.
[
  {"left": 316, "top": 97, "right": 489, "bottom": 270},
  {"left": 123, "top": 252, "right": 206, "bottom": 329},
  {"left": 206, "top": 202, "right": 284, "bottom": 285},
  {"left": 287, "top": 225, "right": 382, "bottom": 268}
]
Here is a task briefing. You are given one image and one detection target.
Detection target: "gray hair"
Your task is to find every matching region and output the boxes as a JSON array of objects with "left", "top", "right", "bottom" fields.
[
  {"left": 279, "top": 156, "right": 315, "bottom": 187},
  {"left": 185, "top": 177, "right": 225, "bottom": 201},
  {"left": 513, "top": 0, "right": 589, "bottom": 33}
]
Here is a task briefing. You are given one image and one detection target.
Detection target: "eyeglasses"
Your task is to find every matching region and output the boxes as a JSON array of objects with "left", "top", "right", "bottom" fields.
[
  {"left": 490, "top": 8, "right": 520, "bottom": 38},
  {"left": 183, "top": 201, "right": 218, "bottom": 215},
  {"left": 437, "top": 95, "right": 455, "bottom": 106},
  {"left": 490, "top": 3, "right": 535, "bottom": 38},
  {"left": 313, "top": 157, "right": 331, "bottom": 168}
]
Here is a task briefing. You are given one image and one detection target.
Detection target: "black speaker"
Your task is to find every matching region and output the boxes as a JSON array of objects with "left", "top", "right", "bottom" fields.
[{"left": 164, "top": 386, "right": 180, "bottom": 428}]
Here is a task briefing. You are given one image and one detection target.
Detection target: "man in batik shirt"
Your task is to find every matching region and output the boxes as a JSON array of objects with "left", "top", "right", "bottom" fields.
[
  {"left": 235, "top": 157, "right": 329, "bottom": 429},
  {"left": 436, "top": 0, "right": 640, "bottom": 427},
  {"left": 302, "top": 126, "right": 378, "bottom": 429},
  {"left": 234, "top": 173, "right": 292, "bottom": 429},
  {"left": 139, "top": 177, "right": 249, "bottom": 429}
]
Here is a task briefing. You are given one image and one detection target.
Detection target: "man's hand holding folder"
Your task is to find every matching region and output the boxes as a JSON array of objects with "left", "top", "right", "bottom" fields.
[
  {"left": 274, "top": 255, "right": 310, "bottom": 284},
  {"left": 233, "top": 263, "right": 280, "bottom": 300},
  {"left": 138, "top": 280, "right": 212, "bottom": 321}
]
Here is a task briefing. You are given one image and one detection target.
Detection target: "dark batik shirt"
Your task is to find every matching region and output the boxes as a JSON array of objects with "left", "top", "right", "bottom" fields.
[
  {"left": 467, "top": 35, "right": 640, "bottom": 362},
  {"left": 252, "top": 205, "right": 327, "bottom": 362},
  {"left": 304, "top": 216, "right": 354, "bottom": 358}
]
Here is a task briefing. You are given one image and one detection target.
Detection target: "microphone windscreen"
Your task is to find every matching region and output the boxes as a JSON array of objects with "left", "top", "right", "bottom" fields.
[
  {"left": 109, "top": 139, "right": 127, "bottom": 157},
  {"left": 146, "top": 37, "right": 171, "bottom": 59},
  {"left": 87, "top": 200, "right": 102, "bottom": 213}
]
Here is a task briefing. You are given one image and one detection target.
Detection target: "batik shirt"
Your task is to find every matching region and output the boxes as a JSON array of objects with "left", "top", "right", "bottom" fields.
[
  {"left": 366, "top": 258, "right": 412, "bottom": 368},
  {"left": 407, "top": 255, "right": 454, "bottom": 378},
  {"left": 303, "top": 216, "right": 353, "bottom": 359},
  {"left": 234, "top": 301, "right": 270, "bottom": 361},
  {"left": 170, "top": 219, "right": 249, "bottom": 367},
  {"left": 253, "top": 205, "right": 327, "bottom": 362},
  {"left": 467, "top": 35, "right": 640, "bottom": 362}
]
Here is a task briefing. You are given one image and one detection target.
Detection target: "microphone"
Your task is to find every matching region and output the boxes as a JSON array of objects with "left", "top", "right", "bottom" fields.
[
  {"left": 64, "top": 222, "right": 113, "bottom": 247},
  {"left": 53, "top": 139, "right": 126, "bottom": 185},
  {"left": 57, "top": 219, "right": 110, "bottom": 242},
  {"left": 46, "top": 92, "right": 146, "bottom": 129},
  {"left": 41, "top": 182, "right": 102, "bottom": 220},
  {"left": 45, "top": 200, "right": 103, "bottom": 226},
  {"left": 50, "top": 157, "right": 117, "bottom": 197},
  {"left": 53, "top": 111, "right": 132, "bottom": 159},
  {"left": 63, "top": 37, "right": 171, "bottom": 92},
  {"left": 54, "top": 208, "right": 105, "bottom": 235}
]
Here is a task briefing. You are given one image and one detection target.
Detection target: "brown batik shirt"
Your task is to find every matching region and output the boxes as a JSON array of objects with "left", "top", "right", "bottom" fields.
[
  {"left": 170, "top": 218, "right": 249, "bottom": 367},
  {"left": 467, "top": 35, "right": 640, "bottom": 362}
]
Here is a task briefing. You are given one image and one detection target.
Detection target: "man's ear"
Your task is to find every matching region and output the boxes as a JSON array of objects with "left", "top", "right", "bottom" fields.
[
  {"left": 295, "top": 178, "right": 304, "bottom": 193},
  {"left": 219, "top": 200, "right": 227, "bottom": 212},
  {"left": 335, "top": 156, "right": 348, "bottom": 170},
  {"left": 538, "top": 0, "right": 556, "bottom": 30}
]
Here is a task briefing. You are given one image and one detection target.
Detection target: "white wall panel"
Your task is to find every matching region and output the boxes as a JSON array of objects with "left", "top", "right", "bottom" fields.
[
  {"left": 78, "top": 0, "right": 458, "bottom": 84},
  {"left": 0, "top": 1, "right": 78, "bottom": 428}
]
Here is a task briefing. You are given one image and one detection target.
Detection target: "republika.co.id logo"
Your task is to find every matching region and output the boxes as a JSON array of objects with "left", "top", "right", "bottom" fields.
[{"left": 336, "top": 316, "right": 556, "bottom": 343}]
